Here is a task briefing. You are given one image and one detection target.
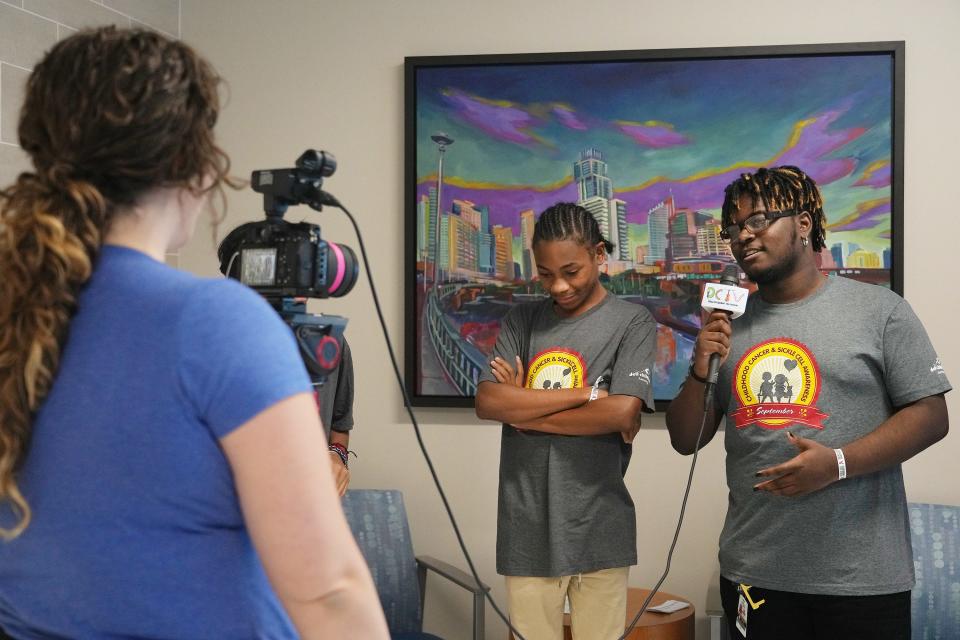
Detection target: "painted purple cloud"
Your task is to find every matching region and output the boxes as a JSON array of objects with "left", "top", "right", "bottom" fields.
[
  {"left": 441, "top": 89, "right": 544, "bottom": 145},
  {"left": 853, "top": 161, "right": 891, "bottom": 188},
  {"left": 827, "top": 197, "right": 890, "bottom": 232},
  {"left": 551, "top": 104, "right": 589, "bottom": 131},
  {"left": 613, "top": 105, "right": 869, "bottom": 219},
  {"left": 616, "top": 120, "right": 690, "bottom": 148},
  {"left": 774, "top": 108, "right": 863, "bottom": 185},
  {"left": 417, "top": 101, "right": 874, "bottom": 233}
]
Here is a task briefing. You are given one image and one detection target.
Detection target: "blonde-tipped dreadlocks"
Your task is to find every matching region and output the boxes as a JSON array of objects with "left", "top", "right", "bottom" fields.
[{"left": 720, "top": 166, "right": 827, "bottom": 251}]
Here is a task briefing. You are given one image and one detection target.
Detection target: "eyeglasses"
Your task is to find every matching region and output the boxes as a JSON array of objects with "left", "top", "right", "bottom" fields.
[{"left": 720, "top": 209, "right": 798, "bottom": 244}]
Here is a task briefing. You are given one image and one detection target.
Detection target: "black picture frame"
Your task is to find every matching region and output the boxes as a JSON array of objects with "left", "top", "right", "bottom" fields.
[{"left": 405, "top": 42, "right": 904, "bottom": 409}]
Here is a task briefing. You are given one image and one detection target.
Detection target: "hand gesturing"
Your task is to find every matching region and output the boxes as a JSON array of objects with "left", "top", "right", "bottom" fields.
[{"left": 753, "top": 432, "right": 839, "bottom": 497}]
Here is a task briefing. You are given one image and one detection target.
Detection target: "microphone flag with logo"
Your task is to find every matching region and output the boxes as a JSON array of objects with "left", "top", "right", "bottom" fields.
[
  {"left": 700, "top": 264, "right": 749, "bottom": 401},
  {"left": 700, "top": 265, "right": 748, "bottom": 319}
]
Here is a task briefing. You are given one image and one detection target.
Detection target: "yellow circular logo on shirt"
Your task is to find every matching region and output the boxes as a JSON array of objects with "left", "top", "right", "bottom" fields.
[
  {"left": 730, "top": 338, "right": 828, "bottom": 430},
  {"left": 525, "top": 348, "right": 586, "bottom": 390}
]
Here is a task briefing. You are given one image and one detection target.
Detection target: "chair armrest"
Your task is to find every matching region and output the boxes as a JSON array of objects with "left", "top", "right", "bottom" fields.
[{"left": 416, "top": 555, "right": 489, "bottom": 595}]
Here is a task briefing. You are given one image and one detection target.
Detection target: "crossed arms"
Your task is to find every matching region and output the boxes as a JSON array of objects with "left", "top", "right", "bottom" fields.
[{"left": 475, "top": 355, "right": 643, "bottom": 439}]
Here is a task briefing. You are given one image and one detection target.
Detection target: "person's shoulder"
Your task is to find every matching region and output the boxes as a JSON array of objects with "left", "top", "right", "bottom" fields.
[
  {"left": 96, "top": 245, "right": 196, "bottom": 291},
  {"left": 515, "top": 296, "right": 552, "bottom": 311},
  {"left": 505, "top": 296, "right": 550, "bottom": 322},
  {"left": 826, "top": 276, "right": 903, "bottom": 309},
  {"left": 98, "top": 251, "right": 264, "bottom": 321},
  {"left": 607, "top": 294, "right": 654, "bottom": 324},
  {"left": 181, "top": 276, "right": 279, "bottom": 325}
]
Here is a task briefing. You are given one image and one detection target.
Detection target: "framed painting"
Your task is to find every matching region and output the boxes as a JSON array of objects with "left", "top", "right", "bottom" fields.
[{"left": 405, "top": 42, "right": 904, "bottom": 408}]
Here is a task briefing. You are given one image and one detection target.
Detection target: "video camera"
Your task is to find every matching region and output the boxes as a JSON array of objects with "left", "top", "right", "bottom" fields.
[{"left": 217, "top": 150, "right": 357, "bottom": 384}]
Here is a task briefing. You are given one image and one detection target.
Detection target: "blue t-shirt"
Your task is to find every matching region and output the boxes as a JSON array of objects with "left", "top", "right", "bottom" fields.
[{"left": 0, "top": 246, "right": 313, "bottom": 639}]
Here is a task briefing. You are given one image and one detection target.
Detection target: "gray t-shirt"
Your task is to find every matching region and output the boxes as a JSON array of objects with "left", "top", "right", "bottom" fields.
[
  {"left": 480, "top": 292, "right": 656, "bottom": 576},
  {"left": 317, "top": 337, "right": 354, "bottom": 438},
  {"left": 715, "top": 276, "right": 951, "bottom": 595}
]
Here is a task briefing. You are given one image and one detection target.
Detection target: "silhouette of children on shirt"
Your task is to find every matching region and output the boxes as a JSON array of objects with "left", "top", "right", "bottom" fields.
[
  {"left": 758, "top": 372, "right": 774, "bottom": 403},
  {"left": 774, "top": 374, "right": 789, "bottom": 402}
]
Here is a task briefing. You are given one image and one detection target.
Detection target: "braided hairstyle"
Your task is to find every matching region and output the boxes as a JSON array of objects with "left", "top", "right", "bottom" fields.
[
  {"left": 720, "top": 166, "right": 827, "bottom": 251},
  {"left": 0, "top": 27, "right": 232, "bottom": 539},
  {"left": 533, "top": 202, "right": 614, "bottom": 254}
]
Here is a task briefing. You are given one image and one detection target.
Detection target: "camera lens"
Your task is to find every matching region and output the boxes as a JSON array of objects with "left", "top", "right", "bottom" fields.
[{"left": 324, "top": 241, "right": 358, "bottom": 297}]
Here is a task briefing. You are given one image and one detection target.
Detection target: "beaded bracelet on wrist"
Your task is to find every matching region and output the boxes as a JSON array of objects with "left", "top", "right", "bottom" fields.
[
  {"left": 688, "top": 364, "right": 709, "bottom": 384},
  {"left": 328, "top": 443, "right": 349, "bottom": 467}
]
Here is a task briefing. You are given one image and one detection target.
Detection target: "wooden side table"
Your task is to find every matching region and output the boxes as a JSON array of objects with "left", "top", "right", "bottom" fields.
[{"left": 563, "top": 587, "right": 695, "bottom": 640}]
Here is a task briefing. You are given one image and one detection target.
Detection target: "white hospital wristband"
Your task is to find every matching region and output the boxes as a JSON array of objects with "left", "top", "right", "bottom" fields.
[
  {"left": 588, "top": 375, "right": 604, "bottom": 402},
  {"left": 834, "top": 448, "right": 847, "bottom": 480}
]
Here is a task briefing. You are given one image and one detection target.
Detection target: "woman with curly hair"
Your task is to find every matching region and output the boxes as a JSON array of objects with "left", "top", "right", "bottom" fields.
[{"left": 0, "top": 27, "right": 387, "bottom": 639}]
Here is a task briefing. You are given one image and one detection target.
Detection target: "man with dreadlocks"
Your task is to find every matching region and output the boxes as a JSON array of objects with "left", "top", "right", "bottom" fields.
[{"left": 666, "top": 166, "right": 950, "bottom": 640}]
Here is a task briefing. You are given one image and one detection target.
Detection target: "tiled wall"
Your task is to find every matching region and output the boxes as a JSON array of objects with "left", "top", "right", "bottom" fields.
[{"left": 0, "top": 0, "right": 181, "bottom": 264}]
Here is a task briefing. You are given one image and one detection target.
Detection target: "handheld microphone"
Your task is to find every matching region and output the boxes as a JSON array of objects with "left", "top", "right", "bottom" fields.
[{"left": 699, "top": 264, "right": 748, "bottom": 404}]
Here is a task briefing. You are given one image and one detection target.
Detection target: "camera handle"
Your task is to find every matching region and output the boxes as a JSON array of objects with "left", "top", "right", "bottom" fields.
[{"left": 279, "top": 299, "right": 347, "bottom": 386}]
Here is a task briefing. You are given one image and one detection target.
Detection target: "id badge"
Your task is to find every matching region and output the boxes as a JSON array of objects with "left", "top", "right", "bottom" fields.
[{"left": 736, "top": 590, "right": 748, "bottom": 637}]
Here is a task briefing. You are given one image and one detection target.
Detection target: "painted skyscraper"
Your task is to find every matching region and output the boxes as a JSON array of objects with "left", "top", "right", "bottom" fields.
[
  {"left": 427, "top": 186, "right": 439, "bottom": 274},
  {"left": 610, "top": 198, "right": 629, "bottom": 261},
  {"left": 519, "top": 209, "right": 536, "bottom": 280},
  {"left": 492, "top": 225, "right": 515, "bottom": 281},
  {"left": 416, "top": 194, "right": 429, "bottom": 260},
  {"left": 574, "top": 148, "right": 628, "bottom": 260},
  {"left": 645, "top": 195, "right": 674, "bottom": 265}
]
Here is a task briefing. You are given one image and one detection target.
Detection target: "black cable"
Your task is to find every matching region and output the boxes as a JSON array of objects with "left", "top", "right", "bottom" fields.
[
  {"left": 327, "top": 198, "right": 527, "bottom": 640},
  {"left": 616, "top": 397, "right": 712, "bottom": 640}
]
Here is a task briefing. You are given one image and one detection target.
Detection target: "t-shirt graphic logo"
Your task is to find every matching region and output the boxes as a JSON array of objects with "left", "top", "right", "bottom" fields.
[
  {"left": 729, "top": 338, "right": 830, "bottom": 430},
  {"left": 526, "top": 348, "right": 586, "bottom": 390}
]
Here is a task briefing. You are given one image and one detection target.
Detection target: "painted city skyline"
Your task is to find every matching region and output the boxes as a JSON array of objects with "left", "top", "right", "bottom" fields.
[
  {"left": 407, "top": 49, "right": 898, "bottom": 404},
  {"left": 414, "top": 145, "right": 891, "bottom": 283},
  {"left": 416, "top": 55, "right": 893, "bottom": 260}
]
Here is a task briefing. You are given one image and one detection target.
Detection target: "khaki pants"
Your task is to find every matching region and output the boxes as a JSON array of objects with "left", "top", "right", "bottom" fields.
[{"left": 505, "top": 566, "right": 629, "bottom": 640}]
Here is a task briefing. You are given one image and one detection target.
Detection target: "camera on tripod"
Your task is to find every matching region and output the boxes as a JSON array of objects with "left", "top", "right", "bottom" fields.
[{"left": 217, "top": 150, "right": 357, "bottom": 384}]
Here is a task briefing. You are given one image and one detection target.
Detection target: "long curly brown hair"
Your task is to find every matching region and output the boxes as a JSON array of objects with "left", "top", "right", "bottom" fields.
[{"left": 0, "top": 27, "right": 233, "bottom": 538}]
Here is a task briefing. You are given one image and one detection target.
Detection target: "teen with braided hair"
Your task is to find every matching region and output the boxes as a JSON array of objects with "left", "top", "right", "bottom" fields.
[
  {"left": 666, "top": 166, "right": 950, "bottom": 639},
  {"left": 0, "top": 27, "right": 387, "bottom": 639},
  {"left": 476, "top": 202, "right": 655, "bottom": 640}
]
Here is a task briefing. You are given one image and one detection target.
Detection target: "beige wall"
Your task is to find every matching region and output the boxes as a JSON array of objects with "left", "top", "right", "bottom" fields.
[
  {"left": 2, "top": 1, "right": 956, "bottom": 638},
  {"left": 0, "top": 0, "right": 181, "bottom": 171},
  {"left": 178, "top": 2, "right": 960, "bottom": 638},
  {"left": 0, "top": 0, "right": 181, "bottom": 263}
]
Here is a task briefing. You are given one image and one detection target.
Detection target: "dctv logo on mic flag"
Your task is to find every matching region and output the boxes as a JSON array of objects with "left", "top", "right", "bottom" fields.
[{"left": 701, "top": 283, "right": 749, "bottom": 318}]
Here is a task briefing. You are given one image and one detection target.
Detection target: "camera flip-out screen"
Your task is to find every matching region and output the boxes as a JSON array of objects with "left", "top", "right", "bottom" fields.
[{"left": 241, "top": 248, "right": 278, "bottom": 287}]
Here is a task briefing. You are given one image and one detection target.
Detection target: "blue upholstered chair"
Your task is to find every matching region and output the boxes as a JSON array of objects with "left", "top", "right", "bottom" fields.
[
  {"left": 341, "top": 489, "right": 488, "bottom": 640},
  {"left": 909, "top": 502, "right": 960, "bottom": 639}
]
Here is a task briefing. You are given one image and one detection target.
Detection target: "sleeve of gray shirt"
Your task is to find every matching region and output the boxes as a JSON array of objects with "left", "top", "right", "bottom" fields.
[
  {"left": 478, "top": 304, "right": 529, "bottom": 386},
  {"left": 881, "top": 299, "right": 952, "bottom": 406},
  {"left": 608, "top": 307, "right": 657, "bottom": 412},
  {"left": 329, "top": 338, "right": 355, "bottom": 432}
]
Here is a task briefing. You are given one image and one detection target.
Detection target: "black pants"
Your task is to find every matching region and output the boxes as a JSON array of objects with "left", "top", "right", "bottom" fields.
[{"left": 720, "top": 576, "right": 910, "bottom": 640}]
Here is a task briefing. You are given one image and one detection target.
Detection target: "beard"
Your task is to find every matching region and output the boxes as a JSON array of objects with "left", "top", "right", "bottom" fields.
[{"left": 742, "top": 226, "right": 802, "bottom": 285}]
